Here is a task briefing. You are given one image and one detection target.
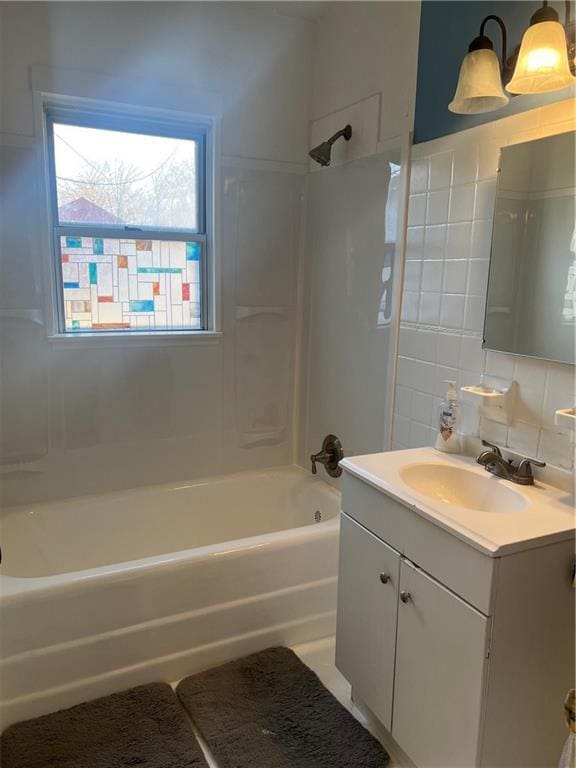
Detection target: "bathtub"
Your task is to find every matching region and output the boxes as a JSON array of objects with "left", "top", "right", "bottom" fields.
[{"left": 0, "top": 466, "right": 340, "bottom": 728}]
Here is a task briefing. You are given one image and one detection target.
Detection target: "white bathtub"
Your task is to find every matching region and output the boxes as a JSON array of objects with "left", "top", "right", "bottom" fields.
[{"left": 0, "top": 466, "right": 340, "bottom": 728}]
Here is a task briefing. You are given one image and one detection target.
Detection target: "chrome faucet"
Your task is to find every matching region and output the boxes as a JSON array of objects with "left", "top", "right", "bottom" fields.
[
  {"left": 476, "top": 440, "right": 545, "bottom": 485},
  {"left": 311, "top": 434, "right": 344, "bottom": 478}
]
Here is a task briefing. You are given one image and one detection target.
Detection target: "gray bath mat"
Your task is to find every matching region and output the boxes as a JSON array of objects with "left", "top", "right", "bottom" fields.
[
  {"left": 177, "top": 646, "right": 390, "bottom": 767},
  {"left": 0, "top": 682, "right": 208, "bottom": 768}
]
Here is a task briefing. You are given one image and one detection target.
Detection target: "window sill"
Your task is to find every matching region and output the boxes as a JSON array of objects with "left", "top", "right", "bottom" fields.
[{"left": 46, "top": 330, "right": 223, "bottom": 349}]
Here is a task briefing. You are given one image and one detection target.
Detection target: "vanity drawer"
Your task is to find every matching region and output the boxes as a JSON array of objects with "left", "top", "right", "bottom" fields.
[{"left": 341, "top": 472, "right": 497, "bottom": 614}]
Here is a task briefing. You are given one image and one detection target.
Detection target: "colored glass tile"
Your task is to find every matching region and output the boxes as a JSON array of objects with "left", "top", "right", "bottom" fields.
[
  {"left": 130, "top": 300, "right": 154, "bottom": 312},
  {"left": 66, "top": 237, "right": 82, "bottom": 248},
  {"left": 59, "top": 236, "right": 202, "bottom": 332},
  {"left": 186, "top": 242, "right": 200, "bottom": 261}
]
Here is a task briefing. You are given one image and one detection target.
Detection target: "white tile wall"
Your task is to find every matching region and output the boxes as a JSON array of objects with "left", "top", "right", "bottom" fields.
[{"left": 393, "top": 99, "right": 575, "bottom": 471}]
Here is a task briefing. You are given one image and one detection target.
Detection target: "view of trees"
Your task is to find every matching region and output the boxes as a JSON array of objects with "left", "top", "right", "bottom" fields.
[{"left": 57, "top": 154, "right": 198, "bottom": 229}]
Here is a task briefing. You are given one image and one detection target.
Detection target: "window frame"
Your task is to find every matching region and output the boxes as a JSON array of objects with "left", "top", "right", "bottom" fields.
[{"left": 44, "top": 104, "right": 212, "bottom": 336}]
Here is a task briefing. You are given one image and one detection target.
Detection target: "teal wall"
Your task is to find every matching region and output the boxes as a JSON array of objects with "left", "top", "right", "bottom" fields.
[{"left": 414, "top": 1, "right": 574, "bottom": 143}]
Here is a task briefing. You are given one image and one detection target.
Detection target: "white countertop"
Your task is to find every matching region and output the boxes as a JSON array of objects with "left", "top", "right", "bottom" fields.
[{"left": 340, "top": 448, "right": 575, "bottom": 557}]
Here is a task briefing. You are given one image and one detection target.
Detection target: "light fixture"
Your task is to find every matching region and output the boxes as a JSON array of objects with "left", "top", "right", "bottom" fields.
[
  {"left": 449, "top": 15, "right": 510, "bottom": 114},
  {"left": 507, "top": 1, "right": 576, "bottom": 94},
  {"left": 449, "top": 2, "right": 576, "bottom": 115}
]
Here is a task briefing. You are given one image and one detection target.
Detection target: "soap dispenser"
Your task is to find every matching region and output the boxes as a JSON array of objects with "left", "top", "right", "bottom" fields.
[{"left": 435, "top": 380, "right": 461, "bottom": 453}]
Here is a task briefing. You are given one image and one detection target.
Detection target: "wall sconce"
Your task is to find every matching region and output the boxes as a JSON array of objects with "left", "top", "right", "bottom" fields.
[
  {"left": 449, "top": 1, "right": 576, "bottom": 115},
  {"left": 507, "top": 1, "right": 575, "bottom": 94},
  {"left": 449, "top": 15, "right": 511, "bottom": 114}
]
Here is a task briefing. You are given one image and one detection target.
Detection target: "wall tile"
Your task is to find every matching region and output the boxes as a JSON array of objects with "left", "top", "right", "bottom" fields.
[
  {"left": 453, "top": 145, "right": 478, "bottom": 186},
  {"left": 412, "top": 390, "right": 434, "bottom": 425},
  {"left": 408, "top": 194, "right": 426, "bottom": 226},
  {"left": 396, "top": 103, "right": 575, "bottom": 470},
  {"left": 445, "top": 222, "right": 472, "bottom": 260},
  {"left": 467, "top": 259, "right": 490, "bottom": 296},
  {"left": 426, "top": 190, "right": 449, "bottom": 225},
  {"left": 405, "top": 226, "right": 425, "bottom": 260},
  {"left": 485, "top": 350, "right": 515, "bottom": 379},
  {"left": 437, "top": 331, "right": 462, "bottom": 368},
  {"left": 508, "top": 421, "right": 540, "bottom": 457},
  {"left": 410, "top": 159, "right": 429, "bottom": 194},
  {"left": 470, "top": 220, "right": 492, "bottom": 259},
  {"left": 418, "top": 291, "right": 441, "bottom": 325},
  {"left": 463, "top": 295, "right": 485, "bottom": 332},
  {"left": 440, "top": 293, "right": 465, "bottom": 328},
  {"left": 421, "top": 260, "right": 444, "bottom": 292},
  {"left": 401, "top": 290, "right": 419, "bottom": 322},
  {"left": 423, "top": 225, "right": 447, "bottom": 259},
  {"left": 429, "top": 152, "right": 453, "bottom": 190},
  {"left": 474, "top": 179, "right": 497, "bottom": 220},
  {"left": 459, "top": 335, "right": 484, "bottom": 373},
  {"left": 443, "top": 260, "right": 468, "bottom": 294},
  {"left": 448, "top": 184, "right": 475, "bottom": 223},
  {"left": 404, "top": 260, "right": 422, "bottom": 292},
  {"left": 395, "top": 385, "right": 414, "bottom": 418}
]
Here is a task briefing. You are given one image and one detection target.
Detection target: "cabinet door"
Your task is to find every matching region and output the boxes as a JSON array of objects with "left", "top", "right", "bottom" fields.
[
  {"left": 335, "top": 513, "right": 400, "bottom": 730},
  {"left": 393, "top": 559, "right": 489, "bottom": 768}
]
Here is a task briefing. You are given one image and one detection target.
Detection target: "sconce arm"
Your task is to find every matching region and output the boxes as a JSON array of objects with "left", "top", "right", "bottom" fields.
[{"left": 478, "top": 14, "right": 508, "bottom": 71}]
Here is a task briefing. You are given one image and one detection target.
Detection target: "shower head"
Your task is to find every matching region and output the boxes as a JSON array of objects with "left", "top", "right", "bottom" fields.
[{"left": 308, "top": 124, "right": 352, "bottom": 167}]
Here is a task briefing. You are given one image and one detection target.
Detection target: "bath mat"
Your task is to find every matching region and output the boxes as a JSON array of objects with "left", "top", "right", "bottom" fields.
[
  {"left": 177, "top": 646, "right": 390, "bottom": 767},
  {"left": 0, "top": 682, "right": 208, "bottom": 768}
]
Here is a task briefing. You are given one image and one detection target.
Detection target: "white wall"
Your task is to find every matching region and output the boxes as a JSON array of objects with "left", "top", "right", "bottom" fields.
[
  {"left": 0, "top": 2, "right": 314, "bottom": 505},
  {"left": 394, "top": 99, "right": 575, "bottom": 471},
  {"left": 298, "top": 2, "right": 420, "bottom": 472}
]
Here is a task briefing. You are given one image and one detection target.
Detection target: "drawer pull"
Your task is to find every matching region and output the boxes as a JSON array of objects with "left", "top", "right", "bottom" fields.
[
  {"left": 400, "top": 590, "right": 411, "bottom": 603},
  {"left": 379, "top": 572, "right": 390, "bottom": 584}
]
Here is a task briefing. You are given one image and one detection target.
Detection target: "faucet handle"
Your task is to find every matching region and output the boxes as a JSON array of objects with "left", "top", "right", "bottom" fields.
[
  {"left": 481, "top": 439, "right": 503, "bottom": 457},
  {"left": 516, "top": 457, "right": 546, "bottom": 481}
]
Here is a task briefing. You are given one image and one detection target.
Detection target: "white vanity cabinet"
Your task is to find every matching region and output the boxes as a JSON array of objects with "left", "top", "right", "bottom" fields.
[{"left": 336, "top": 465, "right": 575, "bottom": 768}]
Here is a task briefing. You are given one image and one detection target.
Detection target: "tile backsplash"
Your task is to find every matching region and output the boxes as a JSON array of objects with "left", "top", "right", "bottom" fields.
[{"left": 394, "top": 99, "right": 575, "bottom": 471}]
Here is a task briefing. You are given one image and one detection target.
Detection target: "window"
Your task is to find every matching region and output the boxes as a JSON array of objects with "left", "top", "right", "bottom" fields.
[{"left": 45, "top": 107, "right": 210, "bottom": 334}]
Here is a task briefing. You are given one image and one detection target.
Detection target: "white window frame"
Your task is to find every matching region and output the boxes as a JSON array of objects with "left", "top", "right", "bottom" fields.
[{"left": 42, "top": 100, "right": 220, "bottom": 344}]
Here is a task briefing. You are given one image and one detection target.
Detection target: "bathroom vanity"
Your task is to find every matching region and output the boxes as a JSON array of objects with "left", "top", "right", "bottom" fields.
[{"left": 335, "top": 448, "right": 575, "bottom": 768}]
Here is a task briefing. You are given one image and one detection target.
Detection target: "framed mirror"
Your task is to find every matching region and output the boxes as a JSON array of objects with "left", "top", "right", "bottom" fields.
[{"left": 484, "top": 131, "right": 575, "bottom": 365}]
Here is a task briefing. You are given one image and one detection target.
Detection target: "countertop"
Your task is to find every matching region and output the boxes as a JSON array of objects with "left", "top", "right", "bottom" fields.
[{"left": 340, "top": 447, "right": 575, "bottom": 556}]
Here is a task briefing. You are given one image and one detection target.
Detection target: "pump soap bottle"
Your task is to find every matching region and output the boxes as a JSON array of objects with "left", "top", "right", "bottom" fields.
[{"left": 435, "top": 380, "right": 461, "bottom": 453}]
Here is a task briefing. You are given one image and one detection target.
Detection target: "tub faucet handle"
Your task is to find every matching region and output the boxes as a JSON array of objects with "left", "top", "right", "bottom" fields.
[{"left": 310, "top": 434, "right": 344, "bottom": 478}]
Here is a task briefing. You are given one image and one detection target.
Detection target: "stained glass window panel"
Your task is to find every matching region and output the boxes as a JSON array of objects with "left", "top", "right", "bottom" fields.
[{"left": 60, "top": 237, "right": 202, "bottom": 332}]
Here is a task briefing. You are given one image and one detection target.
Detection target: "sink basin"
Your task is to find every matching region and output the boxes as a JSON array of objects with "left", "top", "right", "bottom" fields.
[{"left": 399, "top": 463, "right": 528, "bottom": 513}]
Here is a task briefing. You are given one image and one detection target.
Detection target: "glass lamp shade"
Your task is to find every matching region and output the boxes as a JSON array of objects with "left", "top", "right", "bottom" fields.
[
  {"left": 449, "top": 48, "right": 510, "bottom": 114},
  {"left": 507, "top": 20, "right": 575, "bottom": 94}
]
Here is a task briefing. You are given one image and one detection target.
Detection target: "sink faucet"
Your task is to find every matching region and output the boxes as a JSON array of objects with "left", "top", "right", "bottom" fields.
[
  {"left": 476, "top": 441, "right": 545, "bottom": 485},
  {"left": 311, "top": 434, "right": 344, "bottom": 478}
]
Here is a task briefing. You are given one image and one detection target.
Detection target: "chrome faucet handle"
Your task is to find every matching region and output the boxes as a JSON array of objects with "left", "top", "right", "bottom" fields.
[{"left": 481, "top": 440, "right": 503, "bottom": 457}]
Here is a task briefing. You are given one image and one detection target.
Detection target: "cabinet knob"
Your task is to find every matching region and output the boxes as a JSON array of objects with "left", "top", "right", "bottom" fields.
[
  {"left": 400, "top": 590, "right": 411, "bottom": 603},
  {"left": 379, "top": 572, "right": 390, "bottom": 584}
]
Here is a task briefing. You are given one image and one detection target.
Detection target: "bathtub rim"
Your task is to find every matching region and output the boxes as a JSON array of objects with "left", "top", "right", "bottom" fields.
[{"left": 0, "top": 511, "right": 339, "bottom": 600}]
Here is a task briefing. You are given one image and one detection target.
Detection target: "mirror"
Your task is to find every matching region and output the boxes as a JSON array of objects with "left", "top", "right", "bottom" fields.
[{"left": 484, "top": 131, "right": 575, "bottom": 365}]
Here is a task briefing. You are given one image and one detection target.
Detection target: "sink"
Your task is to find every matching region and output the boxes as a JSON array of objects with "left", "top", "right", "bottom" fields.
[{"left": 399, "top": 463, "right": 528, "bottom": 513}]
